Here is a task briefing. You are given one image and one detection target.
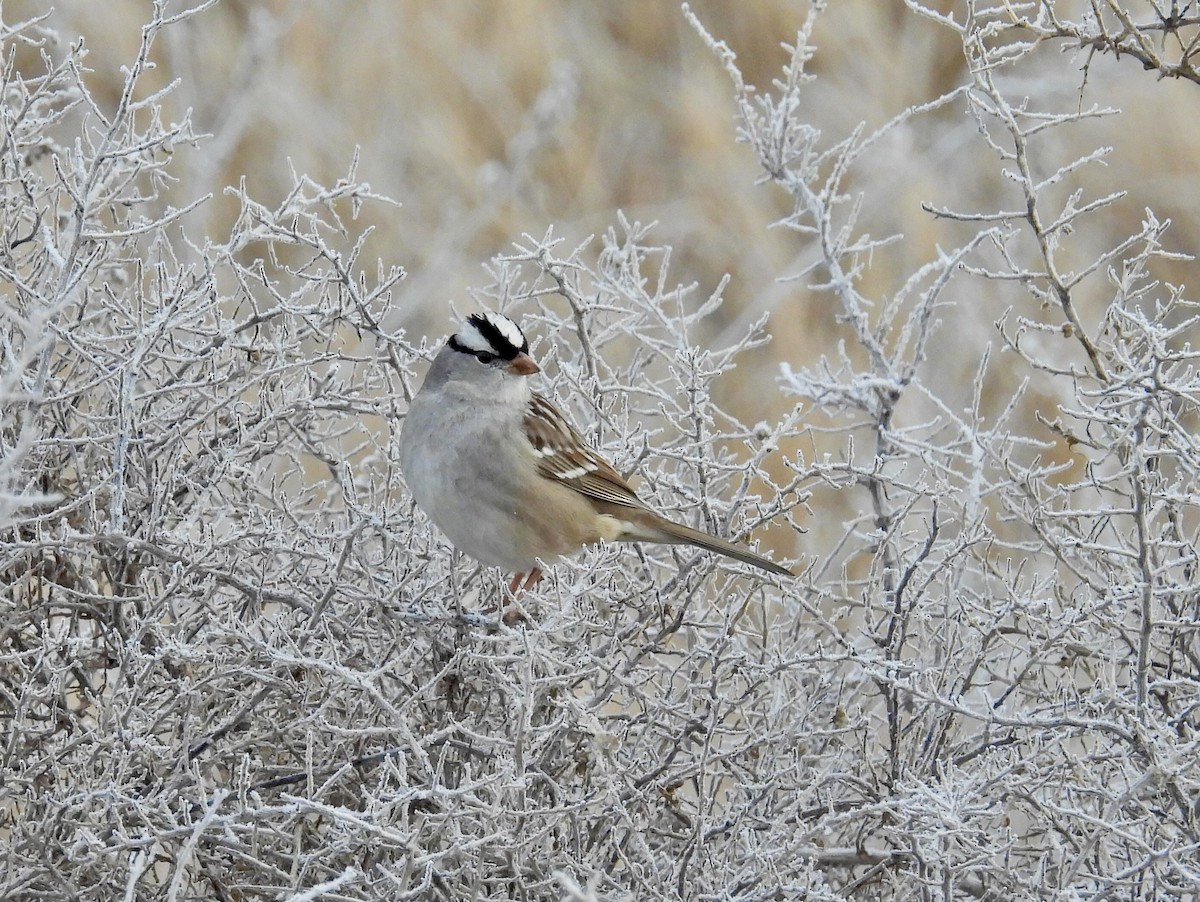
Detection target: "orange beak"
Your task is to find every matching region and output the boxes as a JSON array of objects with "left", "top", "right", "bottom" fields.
[{"left": 506, "top": 353, "right": 540, "bottom": 376}]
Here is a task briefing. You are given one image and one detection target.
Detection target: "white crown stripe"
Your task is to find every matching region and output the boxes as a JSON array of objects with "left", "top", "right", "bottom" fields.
[
  {"left": 486, "top": 312, "right": 527, "bottom": 351},
  {"left": 454, "top": 322, "right": 493, "bottom": 353}
]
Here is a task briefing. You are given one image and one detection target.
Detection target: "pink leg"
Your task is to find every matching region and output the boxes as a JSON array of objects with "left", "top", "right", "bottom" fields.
[{"left": 507, "top": 568, "right": 544, "bottom": 595}]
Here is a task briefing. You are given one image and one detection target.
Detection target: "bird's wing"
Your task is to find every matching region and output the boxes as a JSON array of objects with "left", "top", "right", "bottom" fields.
[{"left": 523, "top": 393, "right": 645, "bottom": 509}]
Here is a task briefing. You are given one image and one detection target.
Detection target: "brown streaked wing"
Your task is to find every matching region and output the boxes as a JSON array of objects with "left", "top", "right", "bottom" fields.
[{"left": 523, "top": 394, "right": 644, "bottom": 509}]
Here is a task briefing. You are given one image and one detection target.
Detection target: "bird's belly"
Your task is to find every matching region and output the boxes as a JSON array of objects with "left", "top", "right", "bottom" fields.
[
  {"left": 402, "top": 428, "right": 539, "bottom": 570},
  {"left": 400, "top": 399, "right": 603, "bottom": 572}
]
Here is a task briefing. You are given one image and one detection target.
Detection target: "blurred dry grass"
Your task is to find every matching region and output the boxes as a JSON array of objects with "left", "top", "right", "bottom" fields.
[{"left": 14, "top": 0, "right": 1200, "bottom": 556}]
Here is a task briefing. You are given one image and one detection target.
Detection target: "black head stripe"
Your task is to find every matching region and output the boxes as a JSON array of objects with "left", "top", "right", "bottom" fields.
[
  {"left": 466, "top": 313, "right": 528, "bottom": 360},
  {"left": 448, "top": 312, "right": 529, "bottom": 366}
]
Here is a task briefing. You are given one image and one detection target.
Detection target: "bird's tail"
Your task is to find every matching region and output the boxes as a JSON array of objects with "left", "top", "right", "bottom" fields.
[{"left": 625, "top": 516, "right": 794, "bottom": 577}]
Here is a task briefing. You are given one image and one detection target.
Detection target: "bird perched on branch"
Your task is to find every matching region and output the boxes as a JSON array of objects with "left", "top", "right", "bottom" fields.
[{"left": 399, "top": 311, "right": 793, "bottom": 593}]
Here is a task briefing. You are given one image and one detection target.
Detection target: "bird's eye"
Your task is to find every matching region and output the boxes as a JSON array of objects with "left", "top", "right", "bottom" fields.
[{"left": 476, "top": 352, "right": 496, "bottom": 365}]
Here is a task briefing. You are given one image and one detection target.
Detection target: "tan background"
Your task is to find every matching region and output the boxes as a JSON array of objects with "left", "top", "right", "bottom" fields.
[{"left": 25, "top": 0, "right": 1198, "bottom": 386}]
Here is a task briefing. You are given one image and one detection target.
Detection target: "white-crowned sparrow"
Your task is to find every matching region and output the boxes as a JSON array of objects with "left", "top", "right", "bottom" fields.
[{"left": 399, "top": 311, "right": 794, "bottom": 591}]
